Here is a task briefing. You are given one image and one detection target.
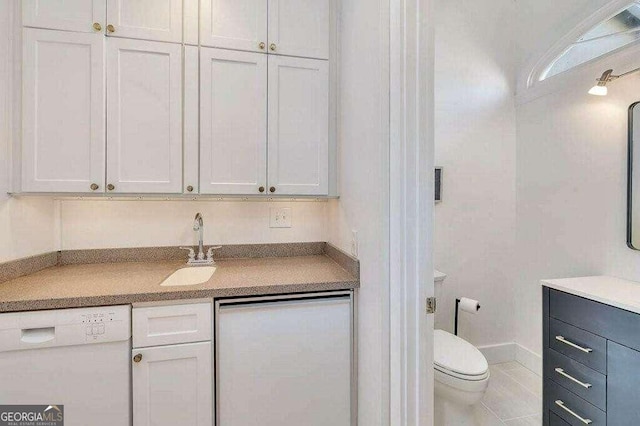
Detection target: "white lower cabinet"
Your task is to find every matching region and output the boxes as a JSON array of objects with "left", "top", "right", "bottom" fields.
[
  {"left": 215, "top": 294, "right": 353, "bottom": 426},
  {"left": 132, "top": 301, "right": 213, "bottom": 426},
  {"left": 132, "top": 342, "right": 213, "bottom": 426}
]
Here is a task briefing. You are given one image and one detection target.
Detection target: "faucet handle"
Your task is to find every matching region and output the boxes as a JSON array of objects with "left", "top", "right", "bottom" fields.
[
  {"left": 206, "top": 246, "right": 222, "bottom": 260},
  {"left": 179, "top": 246, "right": 196, "bottom": 261}
]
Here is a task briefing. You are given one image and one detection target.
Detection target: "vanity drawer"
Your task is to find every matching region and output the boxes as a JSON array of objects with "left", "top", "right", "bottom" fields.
[
  {"left": 546, "top": 380, "right": 606, "bottom": 426},
  {"left": 546, "top": 348, "right": 606, "bottom": 410},
  {"left": 550, "top": 411, "right": 571, "bottom": 426},
  {"left": 133, "top": 301, "right": 212, "bottom": 348},
  {"left": 549, "top": 318, "right": 606, "bottom": 374},
  {"left": 550, "top": 289, "right": 640, "bottom": 352}
]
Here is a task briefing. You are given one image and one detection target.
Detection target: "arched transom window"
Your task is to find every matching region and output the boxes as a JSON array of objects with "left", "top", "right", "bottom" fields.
[{"left": 541, "top": 2, "right": 640, "bottom": 80}]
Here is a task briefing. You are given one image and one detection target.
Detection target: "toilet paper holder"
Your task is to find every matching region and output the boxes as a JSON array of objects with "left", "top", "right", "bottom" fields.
[{"left": 454, "top": 297, "right": 481, "bottom": 336}]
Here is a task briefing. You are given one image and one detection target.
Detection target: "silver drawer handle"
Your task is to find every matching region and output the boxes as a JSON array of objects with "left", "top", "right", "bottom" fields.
[
  {"left": 555, "top": 400, "right": 592, "bottom": 424},
  {"left": 555, "top": 335, "right": 593, "bottom": 353},
  {"left": 555, "top": 368, "right": 592, "bottom": 389}
]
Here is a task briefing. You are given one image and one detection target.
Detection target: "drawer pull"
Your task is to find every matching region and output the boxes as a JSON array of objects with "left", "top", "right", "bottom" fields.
[
  {"left": 554, "top": 367, "right": 592, "bottom": 389},
  {"left": 555, "top": 335, "right": 593, "bottom": 353},
  {"left": 555, "top": 400, "right": 592, "bottom": 424}
]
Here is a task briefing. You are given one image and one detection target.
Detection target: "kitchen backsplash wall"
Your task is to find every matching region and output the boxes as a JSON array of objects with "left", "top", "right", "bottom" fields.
[{"left": 59, "top": 200, "right": 327, "bottom": 250}]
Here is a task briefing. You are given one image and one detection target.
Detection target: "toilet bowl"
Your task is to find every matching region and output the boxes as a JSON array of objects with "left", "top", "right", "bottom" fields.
[{"left": 434, "top": 329, "right": 490, "bottom": 426}]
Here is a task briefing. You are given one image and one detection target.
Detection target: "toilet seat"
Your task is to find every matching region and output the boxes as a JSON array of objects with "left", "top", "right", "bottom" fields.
[{"left": 434, "top": 329, "right": 489, "bottom": 382}]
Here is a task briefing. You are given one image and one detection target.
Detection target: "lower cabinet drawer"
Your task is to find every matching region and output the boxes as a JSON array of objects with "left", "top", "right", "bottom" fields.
[
  {"left": 546, "top": 348, "right": 606, "bottom": 410},
  {"left": 549, "top": 318, "right": 606, "bottom": 374},
  {"left": 546, "top": 380, "right": 606, "bottom": 426},
  {"left": 133, "top": 301, "right": 212, "bottom": 348},
  {"left": 550, "top": 410, "right": 571, "bottom": 426}
]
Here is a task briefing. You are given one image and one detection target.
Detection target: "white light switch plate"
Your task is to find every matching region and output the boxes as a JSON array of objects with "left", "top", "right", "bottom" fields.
[{"left": 270, "top": 207, "right": 292, "bottom": 228}]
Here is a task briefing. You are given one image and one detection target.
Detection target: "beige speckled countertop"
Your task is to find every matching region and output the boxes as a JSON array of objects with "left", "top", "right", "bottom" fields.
[{"left": 0, "top": 255, "right": 359, "bottom": 312}]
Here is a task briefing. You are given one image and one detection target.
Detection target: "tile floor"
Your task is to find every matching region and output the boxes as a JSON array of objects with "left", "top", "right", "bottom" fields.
[{"left": 474, "top": 362, "right": 542, "bottom": 425}]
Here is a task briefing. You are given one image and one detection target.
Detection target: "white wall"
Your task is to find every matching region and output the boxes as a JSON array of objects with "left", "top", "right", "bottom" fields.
[
  {"left": 514, "top": 62, "right": 640, "bottom": 356},
  {"left": 0, "top": 0, "right": 57, "bottom": 262},
  {"left": 325, "top": 0, "right": 390, "bottom": 423},
  {"left": 433, "top": 0, "right": 517, "bottom": 347},
  {"left": 59, "top": 200, "right": 326, "bottom": 249}
]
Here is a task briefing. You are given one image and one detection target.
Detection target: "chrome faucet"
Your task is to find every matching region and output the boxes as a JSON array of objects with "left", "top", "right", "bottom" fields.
[
  {"left": 179, "top": 213, "right": 221, "bottom": 266},
  {"left": 194, "top": 213, "right": 205, "bottom": 260}
]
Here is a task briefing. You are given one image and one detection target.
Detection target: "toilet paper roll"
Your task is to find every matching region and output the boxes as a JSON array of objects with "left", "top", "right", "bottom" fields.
[{"left": 459, "top": 297, "right": 481, "bottom": 314}]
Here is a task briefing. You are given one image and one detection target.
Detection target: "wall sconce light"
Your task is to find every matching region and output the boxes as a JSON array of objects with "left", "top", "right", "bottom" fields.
[{"left": 588, "top": 67, "right": 640, "bottom": 96}]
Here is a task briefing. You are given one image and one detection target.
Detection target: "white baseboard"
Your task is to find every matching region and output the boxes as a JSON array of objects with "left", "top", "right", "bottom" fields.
[
  {"left": 477, "top": 342, "right": 542, "bottom": 377},
  {"left": 515, "top": 344, "right": 542, "bottom": 377},
  {"left": 478, "top": 342, "right": 517, "bottom": 365}
]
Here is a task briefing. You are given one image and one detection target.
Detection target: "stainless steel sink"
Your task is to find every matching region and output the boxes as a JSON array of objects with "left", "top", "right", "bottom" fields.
[{"left": 160, "top": 266, "right": 216, "bottom": 287}]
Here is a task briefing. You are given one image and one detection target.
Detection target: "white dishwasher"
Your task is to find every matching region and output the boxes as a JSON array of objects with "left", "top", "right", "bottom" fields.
[{"left": 0, "top": 305, "right": 131, "bottom": 426}]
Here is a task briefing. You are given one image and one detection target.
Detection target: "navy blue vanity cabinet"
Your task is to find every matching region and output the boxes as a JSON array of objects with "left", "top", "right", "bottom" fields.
[{"left": 543, "top": 286, "right": 640, "bottom": 425}]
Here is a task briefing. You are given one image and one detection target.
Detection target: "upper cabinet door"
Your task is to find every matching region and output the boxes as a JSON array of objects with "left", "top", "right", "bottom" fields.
[
  {"left": 268, "top": 56, "right": 328, "bottom": 195},
  {"left": 200, "top": 48, "right": 267, "bottom": 195},
  {"left": 200, "top": 0, "right": 268, "bottom": 53},
  {"left": 267, "top": 0, "right": 329, "bottom": 59},
  {"left": 22, "top": 0, "right": 106, "bottom": 33},
  {"left": 22, "top": 29, "right": 105, "bottom": 193},
  {"left": 106, "top": 0, "right": 183, "bottom": 43},
  {"left": 106, "top": 38, "right": 183, "bottom": 194}
]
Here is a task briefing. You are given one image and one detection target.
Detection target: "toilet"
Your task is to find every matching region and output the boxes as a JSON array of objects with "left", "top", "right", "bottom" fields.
[{"left": 434, "top": 329, "right": 490, "bottom": 425}]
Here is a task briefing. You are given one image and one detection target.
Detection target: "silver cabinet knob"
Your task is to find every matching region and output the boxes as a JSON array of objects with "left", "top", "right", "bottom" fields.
[
  {"left": 133, "top": 353, "right": 142, "bottom": 363},
  {"left": 107, "top": 184, "right": 115, "bottom": 191},
  {"left": 259, "top": 42, "right": 266, "bottom": 50},
  {"left": 186, "top": 185, "right": 194, "bottom": 192},
  {"left": 90, "top": 183, "right": 99, "bottom": 191},
  {"left": 269, "top": 43, "right": 276, "bottom": 51}
]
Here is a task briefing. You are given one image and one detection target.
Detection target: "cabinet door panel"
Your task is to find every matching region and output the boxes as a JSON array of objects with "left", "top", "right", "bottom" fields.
[
  {"left": 200, "top": 48, "right": 267, "bottom": 194},
  {"left": 268, "top": 56, "right": 328, "bottom": 195},
  {"left": 608, "top": 341, "right": 640, "bottom": 425},
  {"left": 133, "top": 342, "right": 212, "bottom": 426},
  {"left": 23, "top": 0, "right": 106, "bottom": 33},
  {"left": 106, "top": 38, "right": 183, "bottom": 193},
  {"left": 200, "top": 0, "right": 267, "bottom": 52},
  {"left": 106, "top": 0, "right": 183, "bottom": 42},
  {"left": 268, "top": 0, "right": 329, "bottom": 59},
  {"left": 22, "top": 29, "right": 105, "bottom": 193},
  {"left": 216, "top": 296, "right": 351, "bottom": 426}
]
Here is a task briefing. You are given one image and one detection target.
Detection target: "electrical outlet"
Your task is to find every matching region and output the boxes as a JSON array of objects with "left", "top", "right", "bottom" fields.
[
  {"left": 270, "top": 207, "right": 292, "bottom": 228},
  {"left": 351, "top": 230, "right": 358, "bottom": 257}
]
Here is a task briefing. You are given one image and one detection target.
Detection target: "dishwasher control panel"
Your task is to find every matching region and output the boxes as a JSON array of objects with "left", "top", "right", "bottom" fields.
[{"left": 81, "top": 309, "right": 127, "bottom": 341}]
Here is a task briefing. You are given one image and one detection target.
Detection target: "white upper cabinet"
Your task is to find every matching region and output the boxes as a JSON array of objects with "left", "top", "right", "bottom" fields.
[
  {"left": 106, "top": 0, "right": 183, "bottom": 43},
  {"left": 106, "top": 38, "right": 183, "bottom": 194},
  {"left": 200, "top": 48, "right": 267, "bottom": 195},
  {"left": 268, "top": 56, "right": 329, "bottom": 195},
  {"left": 22, "top": 0, "right": 106, "bottom": 33},
  {"left": 22, "top": 29, "right": 105, "bottom": 193},
  {"left": 200, "top": 0, "right": 268, "bottom": 53},
  {"left": 267, "top": 0, "right": 330, "bottom": 59}
]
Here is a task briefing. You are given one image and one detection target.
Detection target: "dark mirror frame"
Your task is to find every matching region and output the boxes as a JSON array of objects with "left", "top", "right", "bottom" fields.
[{"left": 628, "top": 102, "right": 640, "bottom": 250}]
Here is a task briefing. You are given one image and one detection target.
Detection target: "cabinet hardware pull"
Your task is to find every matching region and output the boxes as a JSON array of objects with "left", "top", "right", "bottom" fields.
[
  {"left": 555, "top": 400, "right": 592, "bottom": 424},
  {"left": 269, "top": 186, "right": 276, "bottom": 193},
  {"left": 259, "top": 186, "right": 265, "bottom": 193},
  {"left": 107, "top": 184, "right": 115, "bottom": 191},
  {"left": 555, "top": 335, "right": 593, "bottom": 353},
  {"left": 90, "top": 183, "right": 99, "bottom": 191},
  {"left": 259, "top": 42, "right": 266, "bottom": 50},
  {"left": 106, "top": 24, "right": 115, "bottom": 33},
  {"left": 269, "top": 43, "right": 276, "bottom": 51},
  {"left": 93, "top": 22, "right": 102, "bottom": 32},
  {"left": 186, "top": 185, "right": 194, "bottom": 192},
  {"left": 133, "top": 353, "right": 142, "bottom": 363},
  {"left": 554, "top": 368, "right": 592, "bottom": 389}
]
